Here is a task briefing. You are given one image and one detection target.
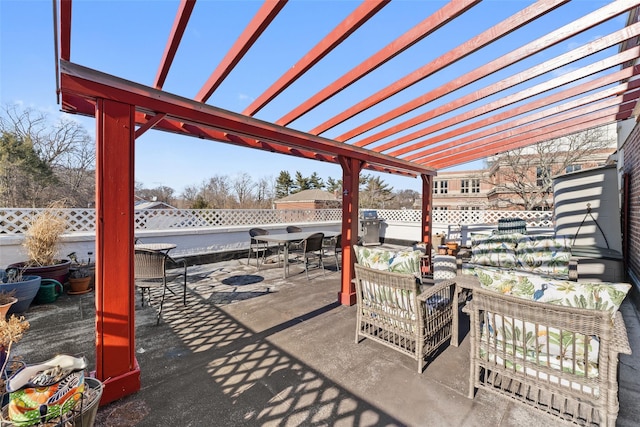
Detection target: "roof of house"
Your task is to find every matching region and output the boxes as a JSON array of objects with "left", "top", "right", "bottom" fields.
[{"left": 276, "top": 189, "right": 339, "bottom": 203}]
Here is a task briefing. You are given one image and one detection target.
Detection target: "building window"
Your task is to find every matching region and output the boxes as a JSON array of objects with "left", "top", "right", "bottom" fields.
[
  {"left": 434, "top": 180, "right": 448, "bottom": 194},
  {"left": 460, "top": 206, "right": 480, "bottom": 210},
  {"left": 566, "top": 164, "right": 582, "bottom": 173},
  {"left": 471, "top": 179, "right": 480, "bottom": 193},
  {"left": 461, "top": 180, "right": 469, "bottom": 194},
  {"left": 461, "top": 179, "right": 480, "bottom": 194},
  {"left": 433, "top": 206, "right": 448, "bottom": 210},
  {"left": 536, "top": 167, "right": 550, "bottom": 187}
]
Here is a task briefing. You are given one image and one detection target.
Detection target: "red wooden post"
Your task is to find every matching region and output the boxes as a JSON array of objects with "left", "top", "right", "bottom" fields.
[
  {"left": 95, "top": 99, "right": 140, "bottom": 404},
  {"left": 338, "top": 156, "right": 363, "bottom": 306},
  {"left": 421, "top": 174, "right": 434, "bottom": 274}
]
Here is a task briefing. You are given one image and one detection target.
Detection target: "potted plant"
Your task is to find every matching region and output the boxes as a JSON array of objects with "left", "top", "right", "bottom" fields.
[
  {"left": 0, "top": 269, "right": 41, "bottom": 315},
  {"left": 0, "top": 313, "right": 30, "bottom": 398},
  {"left": 0, "top": 292, "right": 17, "bottom": 320},
  {"left": 67, "top": 252, "right": 94, "bottom": 294},
  {"left": 7, "top": 201, "right": 71, "bottom": 285}
]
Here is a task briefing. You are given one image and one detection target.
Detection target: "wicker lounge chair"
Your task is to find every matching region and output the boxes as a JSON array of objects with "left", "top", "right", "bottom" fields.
[
  {"left": 353, "top": 263, "right": 456, "bottom": 373},
  {"left": 466, "top": 284, "right": 631, "bottom": 426}
]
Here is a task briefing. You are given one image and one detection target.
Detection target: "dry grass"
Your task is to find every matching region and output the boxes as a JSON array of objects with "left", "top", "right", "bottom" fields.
[{"left": 23, "top": 200, "right": 68, "bottom": 266}]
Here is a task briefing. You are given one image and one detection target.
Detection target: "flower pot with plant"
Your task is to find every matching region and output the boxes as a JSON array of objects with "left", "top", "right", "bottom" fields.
[
  {"left": 0, "top": 292, "right": 17, "bottom": 320},
  {"left": 7, "top": 201, "right": 71, "bottom": 285},
  {"left": 0, "top": 269, "right": 41, "bottom": 315},
  {"left": 67, "top": 252, "right": 94, "bottom": 295}
]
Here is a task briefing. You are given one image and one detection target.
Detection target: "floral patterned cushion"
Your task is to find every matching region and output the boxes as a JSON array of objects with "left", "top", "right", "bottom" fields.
[
  {"left": 469, "top": 233, "right": 521, "bottom": 268},
  {"left": 515, "top": 234, "right": 572, "bottom": 277},
  {"left": 474, "top": 265, "right": 631, "bottom": 317},
  {"left": 353, "top": 245, "right": 393, "bottom": 271},
  {"left": 353, "top": 245, "right": 421, "bottom": 275}
]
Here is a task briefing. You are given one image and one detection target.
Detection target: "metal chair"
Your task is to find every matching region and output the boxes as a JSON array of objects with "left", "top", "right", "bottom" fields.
[
  {"left": 285, "top": 225, "right": 304, "bottom": 252},
  {"left": 247, "top": 228, "right": 269, "bottom": 267},
  {"left": 286, "top": 226, "right": 302, "bottom": 233},
  {"left": 290, "top": 232, "right": 325, "bottom": 280},
  {"left": 134, "top": 249, "right": 187, "bottom": 325},
  {"left": 322, "top": 234, "right": 342, "bottom": 271}
]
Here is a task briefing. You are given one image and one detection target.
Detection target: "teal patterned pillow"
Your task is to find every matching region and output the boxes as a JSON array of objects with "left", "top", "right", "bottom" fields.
[
  {"left": 515, "top": 234, "right": 571, "bottom": 277},
  {"left": 470, "top": 234, "right": 519, "bottom": 268}
]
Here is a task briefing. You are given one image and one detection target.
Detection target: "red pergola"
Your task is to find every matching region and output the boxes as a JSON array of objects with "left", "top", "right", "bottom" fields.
[{"left": 56, "top": 0, "right": 640, "bottom": 405}]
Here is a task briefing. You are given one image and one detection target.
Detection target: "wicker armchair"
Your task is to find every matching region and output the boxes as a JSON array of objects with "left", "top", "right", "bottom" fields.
[
  {"left": 466, "top": 285, "right": 631, "bottom": 426},
  {"left": 134, "top": 249, "right": 187, "bottom": 325},
  {"left": 353, "top": 263, "right": 456, "bottom": 373}
]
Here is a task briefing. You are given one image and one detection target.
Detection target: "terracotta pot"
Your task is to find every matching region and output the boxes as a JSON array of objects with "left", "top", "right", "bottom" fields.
[
  {"left": 0, "top": 297, "right": 17, "bottom": 319},
  {"left": 69, "top": 276, "right": 91, "bottom": 293}
]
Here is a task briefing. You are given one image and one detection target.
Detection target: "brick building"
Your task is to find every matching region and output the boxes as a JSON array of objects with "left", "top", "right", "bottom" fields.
[{"left": 431, "top": 126, "right": 617, "bottom": 211}]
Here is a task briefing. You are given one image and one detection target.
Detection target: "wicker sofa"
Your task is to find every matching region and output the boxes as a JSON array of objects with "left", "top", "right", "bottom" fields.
[
  {"left": 466, "top": 267, "right": 632, "bottom": 426},
  {"left": 459, "top": 233, "right": 578, "bottom": 281},
  {"left": 352, "top": 245, "right": 456, "bottom": 373}
]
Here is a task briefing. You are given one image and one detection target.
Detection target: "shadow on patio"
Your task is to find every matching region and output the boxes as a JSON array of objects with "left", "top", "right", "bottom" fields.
[{"left": 12, "top": 257, "right": 640, "bottom": 426}]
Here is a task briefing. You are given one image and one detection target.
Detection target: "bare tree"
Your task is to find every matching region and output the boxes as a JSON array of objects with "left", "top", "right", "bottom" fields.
[
  {"left": 232, "top": 173, "right": 254, "bottom": 207},
  {"left": 0, "top": 104, "right": 95, "bottom": 207},
  {"left": 488, "top": 127, "right": 614, "bottom": 210}
]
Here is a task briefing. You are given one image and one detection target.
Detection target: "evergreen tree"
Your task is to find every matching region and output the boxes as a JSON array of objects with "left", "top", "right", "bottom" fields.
[
  {"left": 308, "top": 172, "right": 324, "bottom": 189},
  {"left": 292, "top": 171, "right": 310, "bottom": 193},
  {"left": 275, "top": 170, "right": 293, "bottom": 198}
]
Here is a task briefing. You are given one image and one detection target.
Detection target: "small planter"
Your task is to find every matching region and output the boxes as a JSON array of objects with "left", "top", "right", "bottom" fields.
[
  {"left": 0, "top": 297, "right": 17, "bottom": 319},
  {"left": 69, "top": 277, "right": 92, "bottom": 294}
]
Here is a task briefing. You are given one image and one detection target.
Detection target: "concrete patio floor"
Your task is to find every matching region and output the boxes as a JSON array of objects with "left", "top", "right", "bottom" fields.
[{"left": 11, "top": 252, "right": 640, "bottom": 427}]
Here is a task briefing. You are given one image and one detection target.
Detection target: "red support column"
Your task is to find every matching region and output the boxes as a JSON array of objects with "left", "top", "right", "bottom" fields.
[
  {"left": 95, "top": 99, "right": 140, "bottom": 404},
  {"left": 421, "top": 174, "right": 434, "bottom": 268},
  {"left": 338, "top": 156, "right": 363, "bottom": 306}
]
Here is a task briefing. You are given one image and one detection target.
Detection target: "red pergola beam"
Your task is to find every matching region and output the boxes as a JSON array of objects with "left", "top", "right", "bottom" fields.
[
  {"left": 243, "top": 0, "right": 390, "bottom": 116},
  {"left": 430, "top": 112, "right": 631, "bottom": 170},
  {"left": 59, "top": 61, "right": 434, "bottom": 177},
  {"left": 154, "top": 0, "right": 196, "bottom": 89},
  {"left": 398, "top": 65, "right": 640, "bottom": 160},
  {"left": 195, "top": 0, "right": 287, "bottom": 103},
  {"left": 59, "top": 0, "right": 72, "bottom": 61},
  {"left": 340, "top": 0, "right": 640, "bottom": 144},
  {"left": 277, "top": 0, "right": 481, "bottom": 127},
  {"left": 365, "top": 24, "right": 640, "bottom": 152},
  {"left": 418, "top": 97, "right": 639, "bottom": 165},
  {"left": 378, "top": 47, "right": 640, "bottom": 158},
  {"left": 406, "top": 85, "right": 640, "bottom": 162},
  {"left": 428, "top": 107, "right": 633, "bottom": 169},
  {"left": 321, "top": 0, "right": 570, "bottom": 138}
]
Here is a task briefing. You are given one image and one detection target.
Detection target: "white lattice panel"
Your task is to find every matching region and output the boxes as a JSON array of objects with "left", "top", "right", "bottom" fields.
[{"left": 0, "top": 208, "right": 551, "bottom": 234}]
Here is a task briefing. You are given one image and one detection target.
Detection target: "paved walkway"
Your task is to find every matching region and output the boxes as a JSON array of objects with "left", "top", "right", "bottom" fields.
[{"left": 11, "top": 254, "right": 640, "bottom": 426}]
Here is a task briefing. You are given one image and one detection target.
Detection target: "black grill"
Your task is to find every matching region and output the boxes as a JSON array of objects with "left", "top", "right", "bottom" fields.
[{"left": 360, "top": 211, "right": 382, "bottom": 245}]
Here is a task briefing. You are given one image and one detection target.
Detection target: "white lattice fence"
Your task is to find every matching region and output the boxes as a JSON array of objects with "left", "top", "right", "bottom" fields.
[{"left": 0, "top": 208, "right": 551, "bottom": 234}]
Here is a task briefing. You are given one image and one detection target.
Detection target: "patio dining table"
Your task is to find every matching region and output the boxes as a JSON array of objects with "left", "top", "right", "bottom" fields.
[{"left": 254, "top": 231, "right": 340, "bottom": 279}]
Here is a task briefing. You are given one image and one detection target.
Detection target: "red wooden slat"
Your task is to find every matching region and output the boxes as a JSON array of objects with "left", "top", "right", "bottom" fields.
[
  {"left": 59, "top": 0, "right": 72, "bottom": 61},
  {"left": 427, "top": 106, "right": 633, "bottom": 169},
  {"left": 369, "top": 48, "right": 640, "bottom": 156},
  {"left": 361, "top": 23, "right": 640, "bottom": 151},
  {"left": 404, "top": 85, "right": 640, "bottom": 162},
  {"left": 416, "top": 95, "right": 640, "bottom": 165},
  {"left": 430, "top": 113, "right": 630, "bottom": 169},
  {"left": 135, "top": 113, "right": 167, "bottom": 139},
  {"left": 334, "top": 0, "right": 617, "bottom": 140},
  {"left": 195, "top": 0, "right": 287, "bottom": 103},
  {"left": 243, "top": 0, "right": 389, "bottom": 116},
  {"left": 154, "top": 0, "right": 196, "bottom": 89},
  {"left": 397, "top": 66, "right": 640, "bottom": 160},
  {"left": 276, "top": 0, "right": 481, "bottom": 127},
  {"left": 332, "top": 0, "right": 637, "bottom": 141}
]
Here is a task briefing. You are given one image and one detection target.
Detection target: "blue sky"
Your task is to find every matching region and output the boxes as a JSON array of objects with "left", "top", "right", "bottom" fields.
[{"left": 0, "top": 0, "right": 621, "bottom": 195}]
